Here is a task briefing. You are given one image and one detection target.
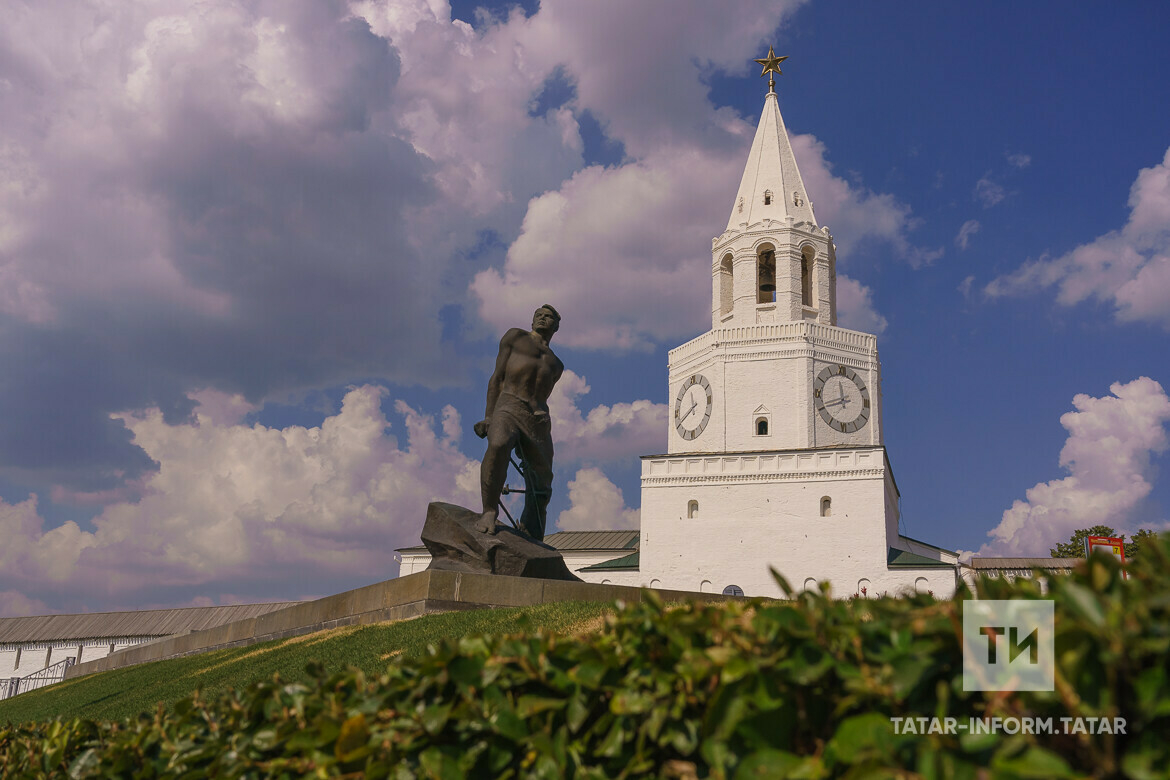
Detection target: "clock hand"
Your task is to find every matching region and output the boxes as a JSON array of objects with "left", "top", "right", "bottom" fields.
[{"left": 681, "top": 398, "right": 698, "bottom": 423}]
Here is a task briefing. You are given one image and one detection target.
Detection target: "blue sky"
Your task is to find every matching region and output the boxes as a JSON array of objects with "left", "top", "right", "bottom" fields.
[{"left": 1, "top": 0, "right": 1168, "bottom": 614}]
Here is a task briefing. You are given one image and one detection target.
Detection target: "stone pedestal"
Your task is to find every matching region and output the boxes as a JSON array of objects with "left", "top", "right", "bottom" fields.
[{"left": 421, "top": 502, "right": 581, "bottom": 581}]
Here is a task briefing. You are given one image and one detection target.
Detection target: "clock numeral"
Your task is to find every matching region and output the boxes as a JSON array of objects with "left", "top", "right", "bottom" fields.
[{"left": 838, "top": 365, "right": 847, "bottom": 375}]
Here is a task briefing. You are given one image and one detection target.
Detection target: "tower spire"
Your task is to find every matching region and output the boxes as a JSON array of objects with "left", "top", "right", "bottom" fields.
[{"left": 727, "top": 50, "right": 816, "bottom": 230}]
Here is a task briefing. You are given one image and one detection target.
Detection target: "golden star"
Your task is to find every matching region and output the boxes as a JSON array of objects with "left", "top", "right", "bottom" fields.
[{"left": 754, "top": 46, "right": 789, "bottom": 78}]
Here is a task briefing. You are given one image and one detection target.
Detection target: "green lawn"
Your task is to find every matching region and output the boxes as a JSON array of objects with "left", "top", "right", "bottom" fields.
[{"left": 0, "top": 601, "right": 613, "bottom": 725}]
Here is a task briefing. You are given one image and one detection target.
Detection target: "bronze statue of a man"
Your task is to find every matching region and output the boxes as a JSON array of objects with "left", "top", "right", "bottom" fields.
[{"left": 474, "top": 305, "right": 564, "bottom": 541}]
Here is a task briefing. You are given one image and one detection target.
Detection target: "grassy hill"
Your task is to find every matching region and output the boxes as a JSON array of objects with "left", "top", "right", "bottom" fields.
[{"left": 0, "top": 600, "right": 612, "bottom": 725}]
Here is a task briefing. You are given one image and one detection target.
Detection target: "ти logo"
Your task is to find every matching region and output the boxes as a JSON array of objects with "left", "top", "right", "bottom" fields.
[{"left": 962, "top": 600, "right": 1054, "bottom": 691}]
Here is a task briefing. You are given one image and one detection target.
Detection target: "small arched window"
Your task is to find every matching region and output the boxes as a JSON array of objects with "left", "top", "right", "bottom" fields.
[
  {"left": 915, "top": 577, "right": 930, "bottom": 594},
  {"left": 820, "top": 496, "right": 832, "bottom": 517},
  {"left": 857, "top": 578, "right": 871, "bottom": 598},
  {"left": 700, "top": 579, "right": 712, "bottom": 593},
  {"left": 756, "top": 418, "right": 769, "bottom": 436},
  {"left": 801, "top": 245, "right": 815, "bottom": 307},
  {"left": 687, "top": 500, "right": 699, "bottom": 519},
  {"left": 722, "top": 585, "right": 744, "bottom": 596},
  {"left": 757, "top": 248, "right": 776, "bottom": 303},
  {"left": 803, "top": 578, "right": 818, "bottom": 592},
  {"left": 719, "top": 254, "right": 733, "bottom": 317},
  {"left": 763, "top": 190, "right": 773, "bottom": 205}
]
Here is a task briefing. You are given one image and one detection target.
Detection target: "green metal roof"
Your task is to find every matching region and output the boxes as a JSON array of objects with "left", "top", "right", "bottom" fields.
[
  {"left": 887, "top": 548, "right": 953, "bottom": 568},
  {"left": 580, "top": 551, "right": 640, "bottom": 571}
]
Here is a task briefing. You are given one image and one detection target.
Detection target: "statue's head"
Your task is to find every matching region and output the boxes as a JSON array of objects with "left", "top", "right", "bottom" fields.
[{"left": 532, "top": 304, "right": 561, "bottom": 335}]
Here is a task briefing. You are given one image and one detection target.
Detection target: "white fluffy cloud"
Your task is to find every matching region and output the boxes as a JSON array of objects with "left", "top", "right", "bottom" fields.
[
  {"left": 836, "top": 275, "right": 888, "bottom": 335},
  {"left": 955, "top": 219, "right": 981, "bottom": 250},
  {"left": 978, "top": 377, "right": 1170, "bottom": 556},
  {"left": 548, "top": 370, "right": 666, "bottom": 463},
  {"left": 986, "top": 147, "right": 1170, "bottom": 329},
  {"left": 0, "top": 374, "right": 668, "bottom": 613},
  {"left": 473, "top": 131, "right": 931, "bottom": 349},
  {"left": 0, "top": 386, "right": 480, "bottom": 613},
  {"left": 0, "top": 0, "right": 597, "bottom": 494},
  {"left": 555, "top": 467, "right": 639, "bottom": 532}
]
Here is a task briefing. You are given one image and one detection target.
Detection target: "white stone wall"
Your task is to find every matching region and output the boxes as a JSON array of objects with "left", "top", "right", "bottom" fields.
[
  {"left": 2, "top": 639, "right": 145, "bottom": 682},
  {"left": 398, "top": 549, "right": 641, "bottom": 584},
  {"left": 638, "top": 447, "right": 955, "bottom": 598},
  {"left": 578, "top": 570, "right": 644, "bottom": 588}
]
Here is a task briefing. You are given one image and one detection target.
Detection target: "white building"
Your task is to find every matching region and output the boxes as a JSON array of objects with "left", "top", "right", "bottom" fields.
[
  {"left": 636, "top": 74, "right": 959, "bottom": 598},
  {"left": 0, "top": 602, "right": 298, "bottom": 699}
]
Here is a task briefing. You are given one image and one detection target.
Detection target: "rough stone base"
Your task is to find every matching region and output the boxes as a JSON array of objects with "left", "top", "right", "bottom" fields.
[{"left": 421, "top": 501, "right": 581, "bottom": 581}]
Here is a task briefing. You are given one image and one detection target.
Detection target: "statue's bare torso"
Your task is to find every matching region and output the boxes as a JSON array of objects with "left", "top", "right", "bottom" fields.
[{"left": 495, "top": 328, "right": 564, "bottom": 410}]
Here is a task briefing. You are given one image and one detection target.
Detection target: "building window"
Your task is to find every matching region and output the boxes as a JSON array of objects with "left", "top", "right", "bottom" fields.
[
  {"left": 763, "top": 190, "right": 773, "bottom": 205},
  {"left": 719, "top": 254, "right": 733, "bottom": 317},
  {"left": 801, "top": 245, "right": 815, "bottom": 307},
  {"left": 915, "top": 577, "right": 930, "bottom": 594},
  {"left": 13, "top": 648, "right": 19, "bottom": 670},
  {"left": 820, "top": 496, "right": 831, "bottom": 517},
  {"left": 700, "top": 579, "right": 712, "bottom": 593},
  {"left": 687, "top": 500, "right": 699, "bottom": 519},
  {"left": 756, "top": 417, "right": 769, "bottom": 436},
  {"left": 650, "top": 579, "right": 661, "bottom": 588},
  {"left": 722, "top": 584, "right": 744, "bottom": 596},
  {"left": 856, "top": 578, "right": 871, "bottom": 598},
  {"left": 757, "top": 248, "right": 776, "bottom": 303},
  {"left": 803, "top": 578, "right": 818, "bottom": 592}
]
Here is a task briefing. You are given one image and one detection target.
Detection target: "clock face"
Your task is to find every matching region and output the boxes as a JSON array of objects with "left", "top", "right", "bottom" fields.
[
  {"left": 814, "top": 365, "right": 870, "bottom": 433},
  {"left": 674, "top": 374, "right": 712, "bottom": 441}
]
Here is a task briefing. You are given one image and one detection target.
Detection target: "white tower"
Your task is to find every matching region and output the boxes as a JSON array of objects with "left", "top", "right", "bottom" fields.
[{"left": 638, "top": 52, "right": 956, "bottom": 597}]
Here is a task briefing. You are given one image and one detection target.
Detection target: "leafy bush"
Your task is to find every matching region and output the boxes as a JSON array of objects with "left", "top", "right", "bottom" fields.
[{"left": 2, "top": 534, "right": 1168, "bottom": 778}]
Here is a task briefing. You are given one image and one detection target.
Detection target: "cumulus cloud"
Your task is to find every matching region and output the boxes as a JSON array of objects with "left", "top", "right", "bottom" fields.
[
  {"left": 977, "top": 378, "right": 1170, "bottom": 556},
  {"left": 985, "top": 147, "right": 1170, "bottom": 329},
  {"left": 473, "top": 130, "right": 931, "bottom": 350},
  {"left": 955, "top": 219, "right": 981, "bottom": 250},
  {"left": 836, "top": 275, "right": 888, "bottom": 335},
  {"left": 0, "top": 589, "right": 52, "bottom": 619},
  {"left": 0, "top": 386, "right": 480, "bottom": 614},
  {"left": 0, "top": 0, "right": 596, "bottom": 495},
  {"left": 548, "top": 370, "right": 666, "bottom": 463},
  {"left": 555, "top": 467, "right": 639, "bottom": 532}
]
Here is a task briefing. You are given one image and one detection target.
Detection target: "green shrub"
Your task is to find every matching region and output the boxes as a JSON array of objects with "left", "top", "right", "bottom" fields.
[{"left": 2, "top": 533, "right": 1168, "bottom": 778}]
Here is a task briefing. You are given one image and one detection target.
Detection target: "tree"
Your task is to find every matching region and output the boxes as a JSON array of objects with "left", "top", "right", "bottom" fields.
[
  {"left": 1126, "top": 528, "right": 1160, "bottom": 560},
  {"left": 1049, "top": 526, "right": 1160, "bottom": 559},
  {"left": 1050, "top": 526, "right": 1118, "bottom": 558}
]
